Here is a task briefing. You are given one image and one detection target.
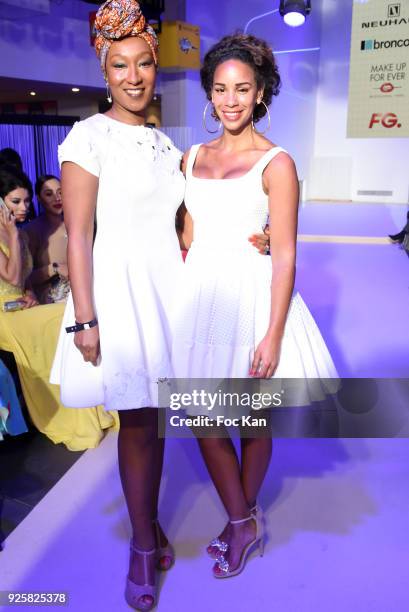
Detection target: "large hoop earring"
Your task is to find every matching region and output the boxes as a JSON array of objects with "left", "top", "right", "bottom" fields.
[
  {"left": 106, "top": 83, "right": 112, "bottom": 104},
  {"left": 203, "top": 101, "right": 221, "bottom": 134},
  {"left": 253, "top": 101, "right": 271, "bottom": 135}
]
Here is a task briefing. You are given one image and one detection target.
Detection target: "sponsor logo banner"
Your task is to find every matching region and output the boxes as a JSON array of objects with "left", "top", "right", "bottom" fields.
[
  {"left": 361, "top": 38, "right": 409, "bottom": 50},
  {"left": 348, "top": 0, "right": 409, "bottom": 138}
]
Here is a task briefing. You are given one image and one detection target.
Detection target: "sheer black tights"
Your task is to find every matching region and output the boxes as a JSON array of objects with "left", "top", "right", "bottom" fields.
[{"left": 118, "top": 408, "right": 164, "bottom": 550}]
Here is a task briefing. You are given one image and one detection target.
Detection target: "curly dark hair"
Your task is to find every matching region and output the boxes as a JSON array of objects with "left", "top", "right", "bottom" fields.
[{"left": 200, "top": 33, "right": 281, "bottom": 123}]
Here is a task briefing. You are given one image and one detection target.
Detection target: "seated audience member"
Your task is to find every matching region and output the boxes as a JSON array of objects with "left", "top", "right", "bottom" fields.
[
  {"left": 26, "top": 175, "right": 70, "bottom": 303},
  {"left": 0, "top": 149, "right": 36, "bottom": 220},
  {"left": 0, "top": 168, "right": 38, "bottom": 309},
  {"left": 0, "top": 169, "right": 117, "bottom": 450}
]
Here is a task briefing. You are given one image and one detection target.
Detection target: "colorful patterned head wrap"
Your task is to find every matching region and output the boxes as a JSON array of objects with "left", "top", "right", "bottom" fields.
[{"left": 94, "top": 0, "right": 159, "bottom": 79}]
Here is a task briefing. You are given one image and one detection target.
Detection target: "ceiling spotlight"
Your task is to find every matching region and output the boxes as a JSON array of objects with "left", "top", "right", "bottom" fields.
[
  {"left": 279, "top": 0, "right": 311, "bottom": 27},
  {"left": 30, "top": 91, "right": 36, "bottom": 96},
  {"left": 72, "top": 87, "right": 80, "bottom": 92}
]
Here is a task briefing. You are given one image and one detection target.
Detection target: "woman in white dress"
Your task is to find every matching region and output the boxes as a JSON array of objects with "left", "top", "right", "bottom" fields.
[
  {"left": 50, "top": 2, "right": 185, "bottom": 610},
  {"left": 174, "top": 34, "right": 338, "bottom": 578}
]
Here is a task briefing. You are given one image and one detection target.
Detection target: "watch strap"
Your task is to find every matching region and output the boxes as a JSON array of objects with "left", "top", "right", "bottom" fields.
[{"left": 65, "top": 318, "right": 98, "bottom": 334}]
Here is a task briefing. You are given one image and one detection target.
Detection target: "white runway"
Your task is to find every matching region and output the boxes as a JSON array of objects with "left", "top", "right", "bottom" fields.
[{"left": 2, "top": 433, "right": 409, "bottom": 611}]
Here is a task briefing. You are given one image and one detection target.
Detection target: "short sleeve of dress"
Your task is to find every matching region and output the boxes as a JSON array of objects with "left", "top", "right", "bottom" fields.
[{"left": 58, "top": 121, "right": 100, "bottom": 177}]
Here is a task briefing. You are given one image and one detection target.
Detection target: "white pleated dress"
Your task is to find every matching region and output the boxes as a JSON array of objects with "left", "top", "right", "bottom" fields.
[
  {"left": 172, "top": 144, "right": 339, "bottom": 406},
  {"left": 50, "top": 114, "right": 185, "bottom": 410}
]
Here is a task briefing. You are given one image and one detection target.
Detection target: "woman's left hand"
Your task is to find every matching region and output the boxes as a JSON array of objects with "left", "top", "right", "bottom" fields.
[
  {"left": 248, "top": 225, "right": 270, "bottom": 255},
  {"left": 250, "top": 335, "right": 280, "bottom": 378},
  {"left": 20, "top": 290, "right": 39, "bottom": 308}
]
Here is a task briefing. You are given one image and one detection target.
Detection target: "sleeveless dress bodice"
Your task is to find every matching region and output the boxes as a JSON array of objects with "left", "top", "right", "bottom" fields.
[{"left": 185, "top": 144, "right": 282, "bottom": 255}]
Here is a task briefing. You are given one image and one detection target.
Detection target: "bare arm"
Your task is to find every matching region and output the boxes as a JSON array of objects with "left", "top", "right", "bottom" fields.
[
  {"left": 16, "top": 230, "right": 38, "bottom": 308},
  {"left": 250, "top": 153, "right": 299, "bottom": 378},
  {"left": 25, "top": 225, "right": 44, "bottom": 289},
  {"left": 175, "top": 150, "right": 194, "bottom": 250},
  {"left": 176, "top": 204, "right": 193, "bottom": 250},
  {"left": 62, "top": 161, "right": 99, "bottom": 365},
  {"left": 0, "top": 209, "right": 22, "bottom": 286}
]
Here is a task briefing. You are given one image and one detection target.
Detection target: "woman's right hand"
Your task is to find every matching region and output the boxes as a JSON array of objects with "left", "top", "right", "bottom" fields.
[
  {"left": 0, "top": 208, "right": 18, "bottom": 238},
  {"left": 74, "top": 326, "right": 100, "bottom": 366},
  {"left": 248, "top": 224, "right": 270, "bottom": 255}
]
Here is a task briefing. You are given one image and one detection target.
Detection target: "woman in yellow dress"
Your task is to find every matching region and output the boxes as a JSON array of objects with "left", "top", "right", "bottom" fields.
[{"left": 0, "top": 167, "right": 117, "bottom": 450}]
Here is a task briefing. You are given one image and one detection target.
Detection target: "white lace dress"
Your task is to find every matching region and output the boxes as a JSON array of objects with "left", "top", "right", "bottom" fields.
[
  {"left": 171, "top": 145, "right": 339, "bottom": 408},
  {"left": 51, "top": 114, "right": 185, "bottom": 410}
]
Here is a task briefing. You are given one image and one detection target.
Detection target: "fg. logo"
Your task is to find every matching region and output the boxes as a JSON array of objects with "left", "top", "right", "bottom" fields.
[{"left": 369, "top": 113, "right": 402, "bottom": 128}]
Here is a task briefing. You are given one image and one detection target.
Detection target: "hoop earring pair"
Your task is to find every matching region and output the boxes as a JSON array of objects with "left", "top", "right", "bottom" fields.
[
  {"left": 203, "top": 101, "right": 221, "bottom": 134},
  {"left": 253, "top": 100, "right": 271, "bottom": 135}
]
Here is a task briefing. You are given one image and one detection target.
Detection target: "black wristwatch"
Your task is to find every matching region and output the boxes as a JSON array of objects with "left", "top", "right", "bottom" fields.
[{"left": 65, "top": 318, "right": 98, "bottom": 334}]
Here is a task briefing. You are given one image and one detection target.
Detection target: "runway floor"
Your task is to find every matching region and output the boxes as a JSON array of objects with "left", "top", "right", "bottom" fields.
[{"left": 1, "top": 201, "right": 409, "bottom": 611}]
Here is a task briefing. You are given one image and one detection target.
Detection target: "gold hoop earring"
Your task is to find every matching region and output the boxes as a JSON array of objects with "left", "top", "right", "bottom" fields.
[
  {"left": 252, "top": 100, "right": 271, "bottom": 135},
  {"left": 106, "top": 83, "right": 112, "bottom": 104},
  {"left": 203, "top": 101, "right": 221, "bottom": 134}
]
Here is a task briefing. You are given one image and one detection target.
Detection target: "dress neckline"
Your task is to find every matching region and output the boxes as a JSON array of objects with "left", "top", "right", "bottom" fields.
[
  {"left": 98, "top": 113, "right": 154, "bottom": 131},
  {"left": 190, "top": 144, "right": 281, "bottom": 181}
]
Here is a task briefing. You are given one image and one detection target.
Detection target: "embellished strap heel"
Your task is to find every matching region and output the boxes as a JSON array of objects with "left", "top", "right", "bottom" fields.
[
  {"left": 153, "top": 519, "right": 175, "bottom": 571},
  {"left": 207, "top": 503, "right": 263, "bottom": 560},
  {"left": 214, "top": 514, "right": 264, "bottom": 579},
  {"left": 125, "top": 543, "right": 157, "bottom": 611},
  {"left": 206, "top": 535, "right": 229, "bottom": 559}
]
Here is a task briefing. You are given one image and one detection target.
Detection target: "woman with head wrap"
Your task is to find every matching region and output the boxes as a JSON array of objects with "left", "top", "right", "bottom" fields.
[
  {"left": 51, "top": 1, "right": 184, "bottom": 609},
  {"left": 51, "top": 2, "right": 269, "bottom": 606}
]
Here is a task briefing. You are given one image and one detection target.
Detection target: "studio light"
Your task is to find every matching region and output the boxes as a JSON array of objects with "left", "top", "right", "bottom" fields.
[{"left": 279, "top": 0, "right": 311, "bottom": 27}]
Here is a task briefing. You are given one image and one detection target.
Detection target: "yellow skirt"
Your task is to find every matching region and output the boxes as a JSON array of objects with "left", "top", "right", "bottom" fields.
[{"left": 0, "top": 299, "right": 118, "bottom": 451}]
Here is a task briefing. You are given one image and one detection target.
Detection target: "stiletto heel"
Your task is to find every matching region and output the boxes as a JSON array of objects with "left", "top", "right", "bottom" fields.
[
  {"left": 125, "top": 542, "right": 157, "bottom": 611},
  {"left": 213, "top": 513, "right": 264, "bottom": 579},
  {"left": 152, "top": 519, "right": 175, "bottom": 571},
  {"left": 251, "top": 504, "right": 265, "bottom": 550}
]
